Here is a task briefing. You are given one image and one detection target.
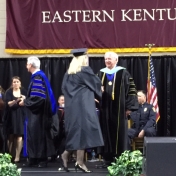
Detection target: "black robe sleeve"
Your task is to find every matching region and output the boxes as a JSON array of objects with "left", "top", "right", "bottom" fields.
[
  {"left": 24, "top": 76, "right": 45, "bottom": 114},
  {"left": 24, "top": 97, "right": 45, "bottom": 114},
  {"left": 61, "top": 72, "right": 67, "bottom": 95},
  {"left": 124, "top": 70, "right": 139, "bottom": 111},
  {"left": 81, "top": 66, "right": 102, "bottom": 101}
]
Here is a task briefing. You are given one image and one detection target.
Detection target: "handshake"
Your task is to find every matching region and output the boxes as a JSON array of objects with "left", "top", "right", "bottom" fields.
[{"left": 13, "top": 95, "right": 26, "bottom": 106}]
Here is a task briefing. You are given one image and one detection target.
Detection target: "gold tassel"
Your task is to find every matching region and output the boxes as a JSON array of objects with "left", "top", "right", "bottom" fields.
[
  {"left": 112, "top": 73, "right": 116, "bottom": 100},
  {"left": 112, "top": 92, "right": 114, "bottom": 100}
]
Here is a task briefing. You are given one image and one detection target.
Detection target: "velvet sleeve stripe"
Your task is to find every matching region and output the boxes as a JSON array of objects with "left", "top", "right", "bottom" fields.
[
  {"left": 30, "top": 70, "right": 57, "bottom": 115},
  {"left": 30, "top": 91, "right": 46, "bottom": 98},
  {"left": 32, "top": 85, "right": 46, "bottom": 91},
  {"left": 33, "top": 79, "right": 43, "bottom": 84},
  {"left": 31, "top": 87, "right": 46, "bottom": 95},
  {"left": 128, "top": 78, "right": 137, "bottom": 95},
  {"left": 30, "top": 77, "right": 46, "bottom": 98}
]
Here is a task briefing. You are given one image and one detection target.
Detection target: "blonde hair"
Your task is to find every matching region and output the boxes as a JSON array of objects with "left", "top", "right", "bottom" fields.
[{"left": 68, "top": 55, "right": 88, "bottom": 74}]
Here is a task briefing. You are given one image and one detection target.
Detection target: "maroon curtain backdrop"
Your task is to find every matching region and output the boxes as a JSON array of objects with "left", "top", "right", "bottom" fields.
[{"left": 6, "top": 0, "right": 176, "bottom": 50}]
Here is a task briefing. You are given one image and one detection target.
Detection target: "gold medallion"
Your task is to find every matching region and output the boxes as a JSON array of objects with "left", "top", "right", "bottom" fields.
[{"left": 108, "top": 81, "right": 112, "bottom": 86}]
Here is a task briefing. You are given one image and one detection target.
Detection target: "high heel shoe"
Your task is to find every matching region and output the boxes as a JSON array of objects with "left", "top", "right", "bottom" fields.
[
  {"left": 75, "top": 162, "right": 92, "bottom": 173},
  {"left": 13, "top": 160, "right": 20, "bottom": 164},
  {"left": 59, "top": 158, "right": 69, "bottom": 172}
]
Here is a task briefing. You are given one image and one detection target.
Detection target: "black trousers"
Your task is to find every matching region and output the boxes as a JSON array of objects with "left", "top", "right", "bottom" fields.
[{"left": 127, "top": 126, "right": 156, "bottom": 150}]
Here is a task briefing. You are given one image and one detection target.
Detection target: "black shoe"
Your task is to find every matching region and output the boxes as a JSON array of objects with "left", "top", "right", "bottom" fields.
[
  {"left": 70, "top": 157, "right": 76, "bottom": 163},
  {"left": 48, "top": 156, "right": 56, "bottom": 162},
  {"left": 14, "top": 160, "right": 20, "bottom": 164},
  {"left": 59, "top": 158, "right": 69, "bottom": 172},
  {"left": 22, "top": 162, "right": 38, "bottom": 167},
  {"left": 95, "top": 163, "right": 109, "bottom": 169},
  {"left": 75, "top": 162, "right": 92, "bottom": 173},
  {"left": 38, "top": 162, "right": 47, "bottom": 168}
]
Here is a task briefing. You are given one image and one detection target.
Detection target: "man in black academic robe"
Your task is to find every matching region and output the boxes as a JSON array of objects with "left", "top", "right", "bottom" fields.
[
  {"left": 19, "top": 56, "right": 59, "bottom": 167},
  {"left": 97, "top": 51, "right": 138, "bottom": 166}
]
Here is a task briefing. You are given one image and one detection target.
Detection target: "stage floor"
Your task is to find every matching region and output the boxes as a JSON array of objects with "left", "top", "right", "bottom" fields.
[{"left": 16, "top": 158, "right": 108, "bottom": 176}]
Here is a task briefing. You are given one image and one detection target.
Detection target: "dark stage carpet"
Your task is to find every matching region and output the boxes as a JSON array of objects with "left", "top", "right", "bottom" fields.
[{"left": 16, "top": 158, "right": 108, "bottom": 176}]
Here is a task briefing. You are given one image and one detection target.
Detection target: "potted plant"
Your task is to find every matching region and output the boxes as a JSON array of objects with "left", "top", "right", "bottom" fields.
[
  {"left": 0, "top": 153, "right": 21, "bottom": 176},
  {"left": 107, "top": 150, "right": 143, "bottom": 176}
]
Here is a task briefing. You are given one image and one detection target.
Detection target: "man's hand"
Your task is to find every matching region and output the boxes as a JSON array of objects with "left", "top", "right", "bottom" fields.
[
  {"left": 138, "top": 130, "right": 145, "bottom": 138},
  {"left": 101, "top": 86, "right": 104, "bottom": 92},
  {"left": 125, "top": 110, "right": 131, "bottom": 117}
]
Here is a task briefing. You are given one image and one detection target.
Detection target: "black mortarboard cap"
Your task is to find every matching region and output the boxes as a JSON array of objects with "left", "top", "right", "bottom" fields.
[{"left": 70, "top": 48, "right": 87, "bottom": 57}]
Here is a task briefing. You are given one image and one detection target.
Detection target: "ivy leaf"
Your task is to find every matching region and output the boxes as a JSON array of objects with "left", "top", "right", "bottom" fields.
[{"left": 107, "top": 150, "right": 143, "bottom": 176}]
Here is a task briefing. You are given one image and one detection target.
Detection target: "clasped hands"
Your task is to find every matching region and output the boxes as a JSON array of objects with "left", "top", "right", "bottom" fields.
[{"left": 17, "top": 95, "right": 26, "bottom": 106}]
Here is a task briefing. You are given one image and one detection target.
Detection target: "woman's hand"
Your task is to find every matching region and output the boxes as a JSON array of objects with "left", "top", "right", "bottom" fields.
[
  {"left": 21, "top": 95, "right": 26, "bottom": 99},
  {"left": 8, "top": 100, "right": 18, "bottom": 107},
  {"left": 95, "top": 99, "right": 99, "bottom": 103},
  {"left": 16, "top": 97, "right": 21, "bottom": 102},
  {"left": 19, "top": 99, "right": 24, "bottom": 106}
]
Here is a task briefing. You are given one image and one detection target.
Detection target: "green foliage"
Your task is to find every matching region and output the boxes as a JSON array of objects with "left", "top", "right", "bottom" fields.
[
  {"left": 107, "top": 150, "right": 143, "bottom": 176},
  {"left": 0, "top": 153, "right": 21, "bottom": 176}
]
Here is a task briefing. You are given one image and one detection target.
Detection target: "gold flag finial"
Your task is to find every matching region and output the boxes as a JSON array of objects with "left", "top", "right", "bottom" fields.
[
  {"left": 145, "top": 43, "right": 155, "bottom": 54},
  {"left": 145, "top": 43, "right": 155, "bottom": 49}
]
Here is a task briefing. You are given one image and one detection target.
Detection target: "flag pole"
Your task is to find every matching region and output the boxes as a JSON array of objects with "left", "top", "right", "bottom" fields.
[
  {"left": 145, "top": 43, "right": 160, "bottom": 122},
  {"left": 145, "top": 43, "right": 155, "bottom": 103}
]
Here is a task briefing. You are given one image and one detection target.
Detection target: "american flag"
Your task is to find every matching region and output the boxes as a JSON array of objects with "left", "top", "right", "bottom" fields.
[{"left": 147, "top": 56, "right": 160, "bottom": 122}]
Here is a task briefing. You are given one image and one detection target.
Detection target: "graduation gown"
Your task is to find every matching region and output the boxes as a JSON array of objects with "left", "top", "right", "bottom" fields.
[
  {"left": 98, "top": 67, "right": 138, "bottom": 156},
  {"left": 62, "top": 66, "right": 104, "bottom": 150},
  {"left": 24, "top": 71, "right": 58, "bottom": 158}
]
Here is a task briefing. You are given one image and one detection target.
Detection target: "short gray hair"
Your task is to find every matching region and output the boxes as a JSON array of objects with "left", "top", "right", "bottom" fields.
[
  {"left": 27, "top": 56, "right": 40, "bottom": 69},
  {"left": 104, "top": 51, "right": 118, "bottom": 61}
]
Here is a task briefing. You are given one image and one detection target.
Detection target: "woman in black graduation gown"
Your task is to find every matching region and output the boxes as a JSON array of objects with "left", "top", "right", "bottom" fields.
[
  {"left": 4, "top": 76, "right": 27, "bottom": 162},
  {"left": 61, "top": 48, "right": 104, "bottom": 172}
]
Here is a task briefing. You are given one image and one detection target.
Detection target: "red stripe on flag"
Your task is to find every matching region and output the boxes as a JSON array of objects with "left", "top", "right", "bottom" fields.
[{"left": 147, "top": 56, "right": 160, "bottom": 122}]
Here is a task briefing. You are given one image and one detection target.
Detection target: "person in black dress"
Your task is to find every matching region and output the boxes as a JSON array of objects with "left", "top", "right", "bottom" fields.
[
  {"left": 0, "top": 85, "right": 5, "bottom": 153},
  {"left": 61, "top": 48, "right": 104, "bottom": 172},
  {"left": 4, "top": 76, "right": 27, "bottom": 162},
  {"left": 0, "top": 85, "right": 5, "bottom": 123}
]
